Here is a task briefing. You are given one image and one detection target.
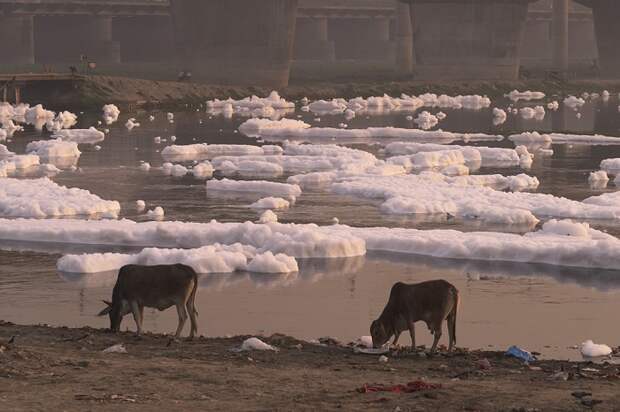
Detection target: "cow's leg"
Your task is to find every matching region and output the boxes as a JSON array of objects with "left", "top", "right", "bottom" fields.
[
  {"left": 186, "top": 300, "right": 198, "bottom": 340},
  {"left": 174, "top": 303, "right": 188, "bottom": 338},
  {"left": 447, "top": 313, "right": 456, "bottom": 352},
  {"left": 408, "top": 321, "right": 416, "bottom": 350},
  {"left": 392, "top": 331, "right": 401, "bottom": 347},
  {"left": 139, "top": 305, "right": 144, "bottom": 327},
  {"left": 429, "top": 321, "right": 442, "bottom": 355},
  {"left": 130, "top": 301, "right": 142, "bottom": 336}
]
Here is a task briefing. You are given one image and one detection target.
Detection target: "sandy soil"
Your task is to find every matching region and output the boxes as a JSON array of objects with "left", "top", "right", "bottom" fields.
[{"left": 1, "top": 321, "right": 619, "bottom": 411}]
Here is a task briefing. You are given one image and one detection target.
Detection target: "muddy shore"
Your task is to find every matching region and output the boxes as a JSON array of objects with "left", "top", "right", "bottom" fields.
[
  {"left": 22, "top": 74, "right": 620, "bottom": 110},
  {"left": 1, "top": 321, "right": 619, "bottom": 411}
]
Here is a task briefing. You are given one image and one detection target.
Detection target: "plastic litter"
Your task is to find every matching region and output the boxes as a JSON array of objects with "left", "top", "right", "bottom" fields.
[
  {"left": 505, "top": 345, "right": 536, "bottom": 363},
  {"left": 102, "top": 344, "right": 127, "bottom": 354}
]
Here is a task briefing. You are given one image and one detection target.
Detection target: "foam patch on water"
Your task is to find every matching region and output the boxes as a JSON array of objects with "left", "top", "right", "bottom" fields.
[{"left": 0, "top": 177, "right": 120, "bottom": 218}]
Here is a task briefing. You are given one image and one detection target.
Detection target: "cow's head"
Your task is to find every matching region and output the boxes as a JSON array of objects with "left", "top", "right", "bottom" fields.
[
  {"left": 97, "top": 300, "right": 129, "bottom": 332},
  {"left": 370, "top": 319, "right": 390, "bottom": 349}
]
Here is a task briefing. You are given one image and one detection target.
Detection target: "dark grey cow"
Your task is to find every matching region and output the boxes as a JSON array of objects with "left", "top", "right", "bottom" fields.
[
  {"left": 370, "top": 280, "right": 459, "bottom": 354},
  {"left": 98, "top": 264, "right": 199, "bottom": 339}
]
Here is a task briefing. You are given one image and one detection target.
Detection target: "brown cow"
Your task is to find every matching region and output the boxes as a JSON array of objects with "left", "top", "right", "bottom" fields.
[
  {"left": 98, "top": 264, "right": 199, "bottom": 339},
  {"left": 370, "top": 280, "right": 459, "bottom": 354}
]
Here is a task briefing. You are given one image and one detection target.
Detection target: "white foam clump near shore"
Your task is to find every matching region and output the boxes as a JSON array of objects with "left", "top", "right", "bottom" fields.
[
  {"left": 588, "top": 171, "right": 609, "bottom": 188},
  {"left": 26, "top": 140, "right": 81, "bottom": 158},
  {"left": 600, "top": 158, "right": 620, "bottom": 174},
  {"left": 162, "top": 163, "right": 188, "bottom": 177},
  {"left": 239, "top": 118, "right": 502, "bottom": 145},
  {"left": 52, "top": 127, "right": 105, "bottom": 144},
  {"left": 102, "top": 104, "right": 120, "bottom": 125},
  {"left": 250, "top": 197, "right": 290, "bottom": 210},
  {"left": 57, "top": 243, "right": 299, "bottom": 275},
  {"left": 207, "top": 91, "right": 295, "bottom": 111},
  {"left": 307, "top": 93, "right": 491, "bottom": 115},
  {"left": 207, "top": 178, "right": 301, "bottom": 199},
  {"left": 162, "top": 143, "right": 283, "bottom": 162},
  {"left": 506, "top": 90, "right": 545, "bottom": 102},
  {"left": 146, "top": 207, "right": 165, "bottom": 220},
  {"left": 0, "top": 177, "right": 120, "bottom": 218},
  {"left": 259, "top": 209, "right": 278, "bottom": 223},
  {"left": 4, "top": 218, "right": 620, "bottom": 269},
  {"left": 581, "top": 340, "right": 612, "bottom": 357}
]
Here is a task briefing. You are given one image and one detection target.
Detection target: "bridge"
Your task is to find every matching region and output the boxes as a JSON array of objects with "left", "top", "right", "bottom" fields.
[{"left": 0, "top": 0, "right": 616, "bottom": 86}]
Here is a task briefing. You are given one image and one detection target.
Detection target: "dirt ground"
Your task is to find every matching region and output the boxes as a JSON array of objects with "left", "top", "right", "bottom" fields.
[{"left": 1, "top": 321, "right": 619, "bottom": 411}]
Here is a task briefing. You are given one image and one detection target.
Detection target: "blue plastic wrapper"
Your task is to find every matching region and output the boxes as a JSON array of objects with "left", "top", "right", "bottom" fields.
[{"left": 505, "top": 345, "right": 536, "bottom": 363}]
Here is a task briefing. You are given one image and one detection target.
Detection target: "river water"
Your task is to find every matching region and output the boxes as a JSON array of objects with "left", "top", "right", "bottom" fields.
[{"left": 1, "top": 96, "right": 619, "bottom": 360}]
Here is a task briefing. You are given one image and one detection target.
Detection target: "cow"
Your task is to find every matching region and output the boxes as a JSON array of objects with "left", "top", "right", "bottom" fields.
[
  {"left": 98, "top": 264, "right": 199, "bottom": 339},
  {"left": 370, "top": 280, "right": 459, "bottom": 354}
]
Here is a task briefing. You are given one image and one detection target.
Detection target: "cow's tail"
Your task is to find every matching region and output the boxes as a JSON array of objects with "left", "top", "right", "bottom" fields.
[
  {"left": 190, "top": 275, "right": 199, "bottom": 318},
  {"left": 450, "top": 287, "right": 459, "bottom": 343}
]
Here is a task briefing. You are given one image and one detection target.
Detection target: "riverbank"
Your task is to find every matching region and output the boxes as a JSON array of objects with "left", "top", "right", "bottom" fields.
[
  {"left": 1, "top": 321, "right": 619, "bottom": 411},
  {"left": 22, "top": 74, "right": 620, "bottom": 110}
]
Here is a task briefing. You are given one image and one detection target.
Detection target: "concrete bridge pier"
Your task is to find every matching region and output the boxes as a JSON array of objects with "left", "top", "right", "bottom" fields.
[
  {"left": 0, "top": 16, "right": 35, "bottom": 65},
  {"left": 330, "top": 17, "right": 395, "bottom": 62},
  {"left": 395, "top": 1, "right": 413, "bottom": 74},
  {"left": 587, "top": 0, "right": 620, "bottom": 77},
  {"left": 88, "top": 17, "right": 121, "bottom": 64},
  {"left": 294, "top": 17, "right": 335, "bottom": 62},
  {"left": 170, "top": 0, "right": 299, "bottom": 87},
  {"left": 552, "top": 0, "right": 569, "bottom": 75},
  {"left": 405, "top": 0, "right": 533, "bottom": 80}
]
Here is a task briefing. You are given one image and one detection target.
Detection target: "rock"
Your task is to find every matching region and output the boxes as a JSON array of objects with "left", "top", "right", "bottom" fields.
[
  {"left": 548, "top": 371, "right": 569, "bottom": 381},
  {"left": 478, "top": 358, "right": 492, "bottom": 370},
  {"left": 581, "top": 398, "right": 603, "bottom": 407},
  {"left": 571, "top": 391, "right": 592, "bottom": 399}
]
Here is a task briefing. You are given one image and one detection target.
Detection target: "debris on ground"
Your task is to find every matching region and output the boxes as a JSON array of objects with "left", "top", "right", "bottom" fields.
[
  {"left": 506, "top": 346, "right": 536, "bottom": 363},
  {"left": 357, "top": 380, "right": 442, "bottom": 394},
  {"left": 102, "top": 344, "right": 127, "bottom": 354}
]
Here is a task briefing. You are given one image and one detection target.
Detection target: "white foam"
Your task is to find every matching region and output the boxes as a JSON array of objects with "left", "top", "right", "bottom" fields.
[
  {"left": 102, "top": 104, "right": 120, "bottom": 125},
  {"left": 192, "top": 161, "right": 214, "bottom": 179},
  {"left": 207, "top": 178, "right": 301, "bottom": 199},
  {"left": 58, "top": 243, "right": 298, "bottom": 275},
  {"left": 52, "top": 127, "right": 105, "bottom": 144},
  {"left": 600, "top": 158, "right": 620, "bottom": 174},
  {"left": 162, "top": 143, "right": 283, "bottom": 162},
  {"left": 506, "top": 90, "right": 545, "bottom": 102},
  {"left": 250, "top": 197, "right": 290, "bottom": 210},
  {"left": 3, "top": 218, "right": 620, "bottom": 269},
  {"left": 259, "top": 209, "right": 278, "bottom": 223},
  {"left": 26, "top": 140, "right": 81, "bottom": 158},
  {"left": 0, "top": 177, "right": 120, "bottom": 218}
]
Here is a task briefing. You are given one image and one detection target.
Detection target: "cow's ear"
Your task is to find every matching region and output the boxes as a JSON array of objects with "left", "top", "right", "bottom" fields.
[
  {"left": 97, "top": 306, "right": 112, "bottom": 316},
  {"left": 98, "top": 300, "right": 112, "bottom": 316}
]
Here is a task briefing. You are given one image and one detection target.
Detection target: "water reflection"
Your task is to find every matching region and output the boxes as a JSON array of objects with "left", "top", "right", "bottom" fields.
[{"left": 370, "top": 251, "right": 620, "bottom": 292}]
